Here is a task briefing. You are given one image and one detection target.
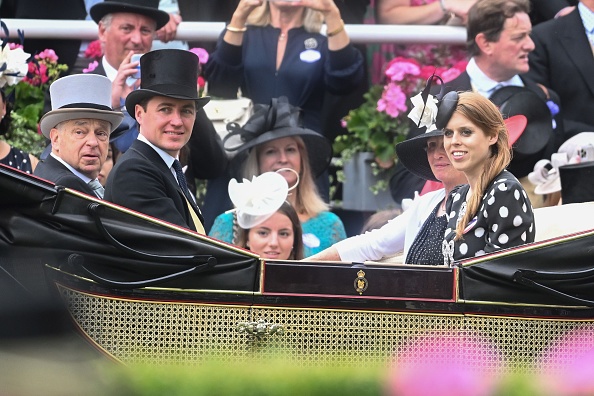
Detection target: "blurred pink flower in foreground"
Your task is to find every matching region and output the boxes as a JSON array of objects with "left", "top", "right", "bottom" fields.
[
  {"left": 386, "top": 330, "right": 504, "bottom": 396},
  {"left": 538, "top": 327, "right": 594, "bottom": 395},
  {"left": 189, "top": 47, "right": 209, "bottom": 65}
]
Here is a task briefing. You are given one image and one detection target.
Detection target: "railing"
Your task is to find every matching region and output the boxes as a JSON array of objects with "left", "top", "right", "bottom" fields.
[{"left": 0, "top": 19, "right": 466, "bottom": 44}]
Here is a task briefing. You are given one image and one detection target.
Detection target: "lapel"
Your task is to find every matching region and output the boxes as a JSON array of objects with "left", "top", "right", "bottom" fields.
[
  {"left": 558, "top": 10, "right": 594, "bottom": 97},
  {"left": 130, "top": 141, "right": 205, "bottom": 225}
]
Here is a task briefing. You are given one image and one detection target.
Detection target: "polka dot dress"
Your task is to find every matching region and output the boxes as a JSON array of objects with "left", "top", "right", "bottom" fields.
[
  {"left": 442, "top": 170, "right": 535, "bottom": 266},
  {"left": 0, "top": 146, "right": 33, "bottom": 174}
]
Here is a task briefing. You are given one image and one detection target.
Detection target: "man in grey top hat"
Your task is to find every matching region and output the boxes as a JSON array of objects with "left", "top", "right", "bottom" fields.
[
  {"left": 105, "top": 49, "right": 209, "bottom": 233},
  {"left": 34, "top": 74, "right": 124, "bottom": 198}
]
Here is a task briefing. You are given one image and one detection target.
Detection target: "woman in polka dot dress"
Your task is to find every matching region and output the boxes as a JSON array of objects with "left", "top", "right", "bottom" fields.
[
  {"left": 0, "top": 89, "right": 39, "bottom": 174},
  {"left": 441, "top": 91, "right": 535, "bottom": 266}
]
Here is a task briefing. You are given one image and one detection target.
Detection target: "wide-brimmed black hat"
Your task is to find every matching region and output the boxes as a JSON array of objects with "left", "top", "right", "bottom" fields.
[
  {"left": 125, "top": 49, "right": 210, "bottom": 118},
  {"left": 396, "top": 91, "right": 459, "bottom": 181},
  {"left": 90, "top": 0, "right": 170, "bottom": 30},
  {"left": 223, "top": 96, "right": 332, "bottom": 178},
  {"left": 489, "top": 86, "right": 553, "bottom": 177}
]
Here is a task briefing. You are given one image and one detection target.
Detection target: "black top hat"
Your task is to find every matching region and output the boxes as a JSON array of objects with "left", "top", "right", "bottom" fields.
[
  {"left": 223, "top": 96, "right": 332, "bottom": 178},
  {"left": 489, "top": 86, "right": 553, "bottom": 158},
  {"left": 560, "top": 162, "right": 594, "bottom": 204},
  {"left": 125, "top": 49, "right": 210, "bottom": 118},
  {"left": 90, "top": 0, "right": 170, "bottom": 30},
  {"left": 396, "top": 91, "right": 459, "bottom": 182}
]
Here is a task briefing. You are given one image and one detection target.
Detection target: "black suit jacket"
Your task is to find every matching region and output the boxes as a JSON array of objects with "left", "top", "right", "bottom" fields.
[
  {"left": 33, "top": 155, "right": 96, "bottom": 197},
  {"left": 527, "top": 8, "right": 594, "bottom": 137},
  {"left": 104, "top": 140, "right": 203, "bottom": 231}
]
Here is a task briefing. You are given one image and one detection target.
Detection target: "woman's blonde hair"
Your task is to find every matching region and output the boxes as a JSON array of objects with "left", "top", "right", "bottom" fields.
[
  {"left": 453, "top": 92, "right": 511, "bottom": 240},
  {"left": 246, "top": 2, "right": 324, "bottom": 33},
  {"left": 241, "top": 136, "right": 328, "bottom": 217}
]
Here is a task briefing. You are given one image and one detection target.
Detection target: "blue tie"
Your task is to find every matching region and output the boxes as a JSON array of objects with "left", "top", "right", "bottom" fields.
[{"left": 172, "top": 159, "right": 195, "bottom": 204}]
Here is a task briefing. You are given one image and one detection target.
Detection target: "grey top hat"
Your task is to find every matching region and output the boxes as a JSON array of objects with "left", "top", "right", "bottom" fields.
[
  {"left": 39, "top": 74, "right": 124, "bottom": 139},
  {"left": 125, "top": 49, "right": 210, "bottom": 118},
  {"left": 90, "top": 0, "right": 170, "bottom": 30}
]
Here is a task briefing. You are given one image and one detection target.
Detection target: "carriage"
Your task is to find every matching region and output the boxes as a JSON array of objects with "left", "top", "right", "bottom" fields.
[{"left": 2, "top": 163, "right": 594, "bottom": 374}]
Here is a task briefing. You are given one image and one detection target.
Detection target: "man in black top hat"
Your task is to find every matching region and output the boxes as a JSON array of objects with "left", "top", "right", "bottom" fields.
[
  {"left": 82, "top": 0, "right": 228, "bottom": 184},
  {"left": 105, "top": 49, "right": 209, "bottom": 233}
]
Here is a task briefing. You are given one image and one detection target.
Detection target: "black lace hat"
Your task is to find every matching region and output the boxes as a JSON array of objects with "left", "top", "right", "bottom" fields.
[
  {"left": 395, "top": 77, "right": 458, "bottom": 182},
  {"left": 223, "top": 96, "right": 332, "bottom": 178}
]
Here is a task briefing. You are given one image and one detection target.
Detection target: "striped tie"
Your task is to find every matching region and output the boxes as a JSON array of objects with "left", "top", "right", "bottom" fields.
[{"left": 88, "top": 179, "right": 104, "bottom": 198}]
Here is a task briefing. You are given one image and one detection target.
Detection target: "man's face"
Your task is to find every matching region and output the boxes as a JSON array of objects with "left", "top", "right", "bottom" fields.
[
  {"left": 482, "top": 12, "right": 534, "bottom": 81},
  {"left": 98, "top": 12, "right": 156, "bottom": 69},
  {"left": 50, "top": 119, "right": 111, "bottom": 179},
  {"left": 135, "top": 96, "right": 197, "bottom": 158}
]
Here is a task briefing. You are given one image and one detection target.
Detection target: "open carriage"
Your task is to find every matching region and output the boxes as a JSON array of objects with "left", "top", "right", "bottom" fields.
[{"left": 1, "top": 163, "right": 594, "bottom": 374}]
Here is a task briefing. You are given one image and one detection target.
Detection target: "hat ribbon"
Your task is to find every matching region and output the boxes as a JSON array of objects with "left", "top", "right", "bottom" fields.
[{"left": 223, "top": 96, "right": 301, "bottom": 152}]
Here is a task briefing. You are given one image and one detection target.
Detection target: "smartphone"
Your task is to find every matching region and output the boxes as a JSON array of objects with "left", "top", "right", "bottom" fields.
[{"left": 126, "top": 53, "right": 143, "bottom": 86}]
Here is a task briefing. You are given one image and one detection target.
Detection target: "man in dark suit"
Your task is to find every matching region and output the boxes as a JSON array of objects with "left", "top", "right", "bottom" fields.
[
  {"left": 390, "top": 0, "right": 561, "bottom": 206},
  {"left": 85, "top": 0, "right": 228, "bottom": 183},
  {"left": 527, "top": 0, "right": 594, "bottom": 138},
  {"left": 34, "top": 74, "right": 124, "bottom": 198},
  {"left": 105, "top": 49, "right": 209, "bottom": 233}
]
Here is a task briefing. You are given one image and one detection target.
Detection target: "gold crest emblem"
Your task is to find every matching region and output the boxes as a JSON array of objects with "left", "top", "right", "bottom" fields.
[{"left": 354, "top": 270, "right": 368, "bottom": 295}]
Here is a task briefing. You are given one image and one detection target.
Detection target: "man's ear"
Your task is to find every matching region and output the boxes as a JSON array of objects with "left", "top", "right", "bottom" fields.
[
  {"left": 135, "top": 104, "right": 145, "bottom": 124},
  {"left": 475, "top": 33, "right": 493, "bottom": 56},
  {"left": 49, "top": 128, "right": 60, "bottom": 152}
]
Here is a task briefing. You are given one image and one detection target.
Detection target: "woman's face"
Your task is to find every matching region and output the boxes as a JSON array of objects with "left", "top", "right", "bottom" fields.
[
  {"left": 246, "top": 211, "right": 294, "bottom": 260},
  {"left": 443, "top": 112, "right": 498, "bottom": 180},
  {"left": 258, "top": 137, "right": 301, "bottom": 187},
  {"left": 98, "top": 146, "right": 114, "bottom": 186},
  {"left": 426, "top": 136, "right": 467, "bottom": 189}
]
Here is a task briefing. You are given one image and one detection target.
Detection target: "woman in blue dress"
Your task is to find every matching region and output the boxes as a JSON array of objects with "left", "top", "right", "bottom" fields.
[{"left": 209, "top": 97, "right": 346, "bottom": 257}]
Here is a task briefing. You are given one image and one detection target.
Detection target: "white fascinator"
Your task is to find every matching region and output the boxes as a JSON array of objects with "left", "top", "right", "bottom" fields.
[{"left": 228, "top": 170, "right": 298, "bottom": 229}]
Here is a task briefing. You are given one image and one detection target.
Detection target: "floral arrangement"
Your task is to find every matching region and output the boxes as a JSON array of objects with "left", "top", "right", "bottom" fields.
[
  {"left": 2, "top": 44, "right": 67, "bottom": 156},
  {"left": 334, "top": 56, "right": 467, "bottom": 166},
  {"left": 331, "top": 56, "right": 466, "bottom": 197}
]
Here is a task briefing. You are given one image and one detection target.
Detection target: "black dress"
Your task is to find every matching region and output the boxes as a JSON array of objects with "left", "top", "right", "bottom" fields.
[
  {"left": 406, "top": 202, "right": 448, "bottom": 265},
  {"left": 0, "top": 146, "right": 34, "bottom": 174}
]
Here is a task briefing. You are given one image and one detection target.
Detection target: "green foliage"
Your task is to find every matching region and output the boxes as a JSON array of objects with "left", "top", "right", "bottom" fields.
[
  {"left": 333, "top": 85, "right": 408, "bottom": 165},
  {"left": 104, "top": 359, "right": 386, "bottom": 396},
  {"left": 4, "top": 83, "right": 48, "bottom": 156}
]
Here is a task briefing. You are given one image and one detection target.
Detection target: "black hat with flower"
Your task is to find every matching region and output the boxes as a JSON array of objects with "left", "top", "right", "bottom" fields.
[
  {"left": 395, "top": 76, "right": 458, "bottom": 182},
  {"left": 223, "top": 96, "right": 332, "bottom": 178}
]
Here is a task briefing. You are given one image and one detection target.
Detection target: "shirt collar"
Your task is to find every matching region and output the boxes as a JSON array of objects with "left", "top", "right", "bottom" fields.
[
  {"left": 137, "top": 133, "right": 178, "bottom": 170},
  {"left": 101, "top": 56, "right": 118, "bottom": 82},
  {"left": 466, "top": 57, "right": 524, "bottom": 97},
  {"left": 579, "top": 2, "right": 594, "bottom": 35},
  {"left": 50, "top": 152, "right": 93, "bottom": 183}
]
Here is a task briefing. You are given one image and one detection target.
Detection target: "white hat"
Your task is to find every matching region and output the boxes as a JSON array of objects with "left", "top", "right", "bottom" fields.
[
  {"left": 228, "top": 172, "right": 289, "bottom": 229},
  {"left": 557, "top": 132, "right": 594, "bottom": 163},
  {"left": 39, "top": 74, "right": 124, "bottom": 138}
]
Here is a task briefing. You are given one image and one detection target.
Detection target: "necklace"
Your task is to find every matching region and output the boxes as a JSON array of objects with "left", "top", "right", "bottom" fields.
[{"left": 279, "top": 33, "right": 287, "bottom": 41}]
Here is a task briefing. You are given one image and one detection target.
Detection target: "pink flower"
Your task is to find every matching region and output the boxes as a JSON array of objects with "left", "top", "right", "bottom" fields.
[
  {"left": 377, "top": 82, "right": 407, "bottom": 118},
  {"left": 386, "top": 330, "right": 503, "bottom": 396},
  {"left": 36, "top": 49, "right": 58, "bottom": 63},
  {"left": 340, "top": 118, "right": 347, "bottom": 129},
  {"left": 8, "top": 42, "right": 24, "bottom": 50},
  {"left": 197, "top": 75, "right": 205, "bottom": 88},
  {"left": 538, "top": 328, "right": 594, "bottom": 395},
  {"left": 83, "top": 60, "right": 99, "bottom": 73},
  {"left": 441, "top": 67, "right": 462, "bottom": 83},
  {"left": 384, "top": 57, "right": 421, "bottom": 82},
  {"left": 84, "top": 40, "right": 103, "bottom": 59},
  {"left": 189, "top": 47, "right": 209, "bottom": 65}
]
